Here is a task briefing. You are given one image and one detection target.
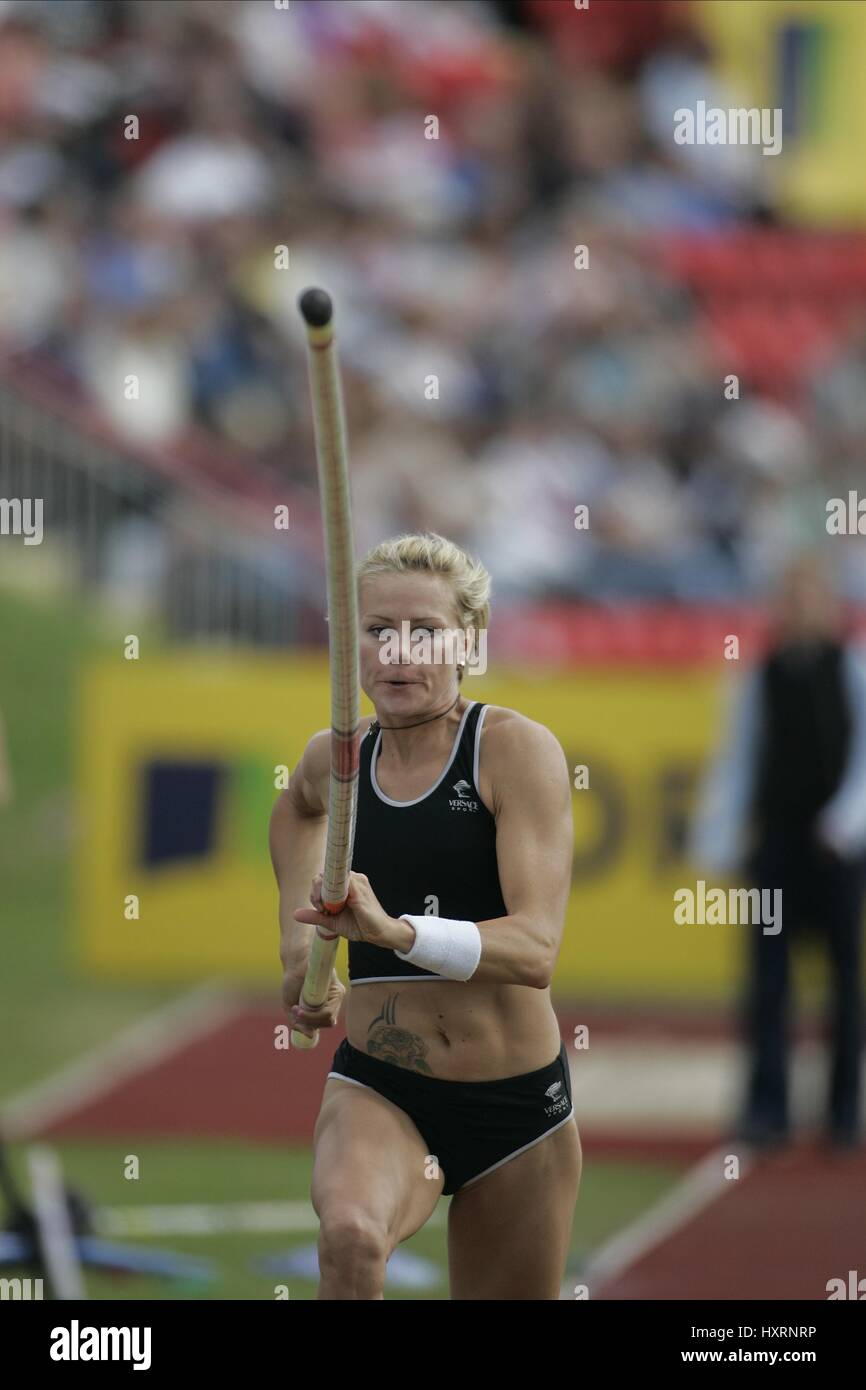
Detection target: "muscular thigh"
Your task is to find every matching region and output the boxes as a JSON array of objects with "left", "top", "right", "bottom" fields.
[
  {"left": 312, "top": 1077, "right": 444, "bottom": 1249},
  {"left": 447, "top": 1117, "right": 582, "bottom": 1300}
]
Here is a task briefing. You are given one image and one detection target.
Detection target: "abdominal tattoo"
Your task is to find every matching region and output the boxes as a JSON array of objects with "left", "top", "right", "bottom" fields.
[{"left": 366, "top": 994, "right": 444, "bottom": 1073}]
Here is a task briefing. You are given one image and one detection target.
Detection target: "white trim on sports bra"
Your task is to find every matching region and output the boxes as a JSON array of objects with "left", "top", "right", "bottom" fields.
[
  {"left": 370, "top": 698, "right": 477, "bottom": 808},
  {"left": 349, "top": 974, "right": 448, "bottom": 985},
  {"left": 473, "top": 701, "right": 489, "bottom": 790}
]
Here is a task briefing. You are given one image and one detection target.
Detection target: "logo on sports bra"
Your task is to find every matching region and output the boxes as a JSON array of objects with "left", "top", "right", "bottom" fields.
[{"left": 449, "top": 779, "right": 479, "bottom": 812}]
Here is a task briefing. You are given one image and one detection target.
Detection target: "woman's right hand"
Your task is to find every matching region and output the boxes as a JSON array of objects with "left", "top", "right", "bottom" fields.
[
  {"left": 282, "top": 966, "right": 346, "bottom": 1040},
  {"left": 281, "top": 873, "right": 348, "bottom": 1039}
]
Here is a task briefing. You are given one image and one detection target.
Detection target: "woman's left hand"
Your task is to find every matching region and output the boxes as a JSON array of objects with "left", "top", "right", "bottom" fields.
[{"left": 293, "top": 870, "right": 402, "bottom": 950}]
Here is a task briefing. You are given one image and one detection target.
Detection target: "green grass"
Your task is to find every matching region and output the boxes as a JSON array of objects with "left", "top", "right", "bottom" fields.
[
  {"left": 2, "top": 1139, "right": 683, "bottom": 1300},
  {"left": 0, "top": 587, "right": 177, "bottom": 1098}
]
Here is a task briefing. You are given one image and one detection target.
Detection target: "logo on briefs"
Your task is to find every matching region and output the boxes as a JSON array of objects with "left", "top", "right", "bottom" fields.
[
  {"left": 543, "top": 1077, "right": 569, "bottom": 1117},
  {"left": 449, "top": 779, "right": 479, "bottom": 812}
]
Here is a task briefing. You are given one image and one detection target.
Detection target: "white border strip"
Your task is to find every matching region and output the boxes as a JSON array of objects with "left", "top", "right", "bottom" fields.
[
  {"left": 459, "top": 1112, "right": 577, "bottom": 1192},
  {"left": 562, "top": 1143, "right": 754, "bottom": 1299},
  {"left": 0, "top": 982, "right": 243, "bottom": 1140},
  {"left": 473, "top": 702, "right": 489, "bottom": 790},
  {"left": 350, "top": 975, "right": 448, "bottom": 984},
  {"left": 371, "top": 700, "right": 475, "bottom": 807}
]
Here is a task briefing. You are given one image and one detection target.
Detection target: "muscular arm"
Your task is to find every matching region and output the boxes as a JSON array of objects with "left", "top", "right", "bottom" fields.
[
  {"left": 269, "top": 731, "right": 330, "bottom": 976},
  {"left": 448, "top": 717, "right": 574, "bottom": 989}
]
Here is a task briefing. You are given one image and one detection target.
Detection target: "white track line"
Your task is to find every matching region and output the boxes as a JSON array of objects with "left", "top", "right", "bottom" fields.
[
  {"left": 0, "top": 982, "right": 244, "bottom": 1140},
  {"left": 96, "top": 1200, "right": 446, "bottom": 1238},
  {"left": 97, "top": 1200, "right": 322, "bottom": 1238},
  {"left": 560, "top": 1143, "right": 754, "bottom": 1299},
  {"left": 28, "top": 1144, "right": 88, "bottom": 1299}
]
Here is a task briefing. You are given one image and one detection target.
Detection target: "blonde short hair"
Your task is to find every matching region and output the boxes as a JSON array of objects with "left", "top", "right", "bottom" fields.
[{"left": 357, "top": 532, "right": 491, "bottom": 636}]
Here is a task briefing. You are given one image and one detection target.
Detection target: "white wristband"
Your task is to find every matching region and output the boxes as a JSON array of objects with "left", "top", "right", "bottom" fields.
[{"left": 395, "top": 914, "right": 482, "bottom": 981}]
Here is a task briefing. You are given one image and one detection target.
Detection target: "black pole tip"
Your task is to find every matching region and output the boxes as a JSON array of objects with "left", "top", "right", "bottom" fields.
[{"left": 298, "top": 287, "right": 333, "bottom": 328}]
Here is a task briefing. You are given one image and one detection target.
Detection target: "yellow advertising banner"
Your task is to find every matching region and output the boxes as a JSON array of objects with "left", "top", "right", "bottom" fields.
[
  {"left": 696, "top": 0, "right": 866, "bottom": 225},
  {"left": 74, "top": 655, "right": 831, "bottom": 1000}
]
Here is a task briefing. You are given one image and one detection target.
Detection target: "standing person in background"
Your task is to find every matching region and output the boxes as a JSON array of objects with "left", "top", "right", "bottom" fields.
[{"left": 690, "top": 550, "right": 866, "bottom": 1149}]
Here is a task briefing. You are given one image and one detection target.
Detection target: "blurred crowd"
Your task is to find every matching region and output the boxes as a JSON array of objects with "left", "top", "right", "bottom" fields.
[{"left": 2, "top": 0, "right": 866, "bottom": 607}]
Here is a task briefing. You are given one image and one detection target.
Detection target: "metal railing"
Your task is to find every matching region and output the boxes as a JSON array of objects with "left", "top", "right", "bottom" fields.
[{"left": 0, "top": 361, "right": 324, "bottom": 647}]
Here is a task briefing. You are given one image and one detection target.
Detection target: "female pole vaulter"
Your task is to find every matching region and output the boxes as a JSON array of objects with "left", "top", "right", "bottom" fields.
[{"left": 270, "top": 532, "right": 581, "bottom": 1300}]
